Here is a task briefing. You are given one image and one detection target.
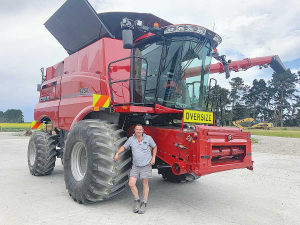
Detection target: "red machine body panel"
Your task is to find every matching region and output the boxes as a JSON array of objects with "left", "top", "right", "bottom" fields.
[
  {"left": 128, "top": 125, "right": 253, "bottom": 176},
  {"left": 46, "top": 61, "right": 64, "bottom": 81},
  {"left": 34, "top": 76, "right": 62, "bottom": 128},
  {"left": 34, "top": 38, "right": 131, "bottom": 131}
]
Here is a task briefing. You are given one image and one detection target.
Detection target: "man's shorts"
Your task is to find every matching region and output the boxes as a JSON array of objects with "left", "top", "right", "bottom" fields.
[{"left": 130, "top": 164, "right": 152, "bottom": 179}]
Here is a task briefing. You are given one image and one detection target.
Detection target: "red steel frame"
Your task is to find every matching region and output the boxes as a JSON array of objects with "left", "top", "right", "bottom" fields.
[{"left": 127, "top": 125, "right": 253, "bottom": 176}]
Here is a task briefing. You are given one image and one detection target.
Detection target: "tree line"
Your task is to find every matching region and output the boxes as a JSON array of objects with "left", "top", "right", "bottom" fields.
[
  {"left": 0, "top": 109, "right": 24, "bottom": 123},
  {"left": 211, "top": 69, "right": 300, "bottom": 127}
]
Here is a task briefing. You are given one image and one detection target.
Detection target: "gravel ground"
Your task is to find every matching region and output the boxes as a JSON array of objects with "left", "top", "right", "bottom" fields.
[
  {"left": 0, "top": 132, "right": 29, "bottom": 140},
  {"left": 252, "top": 135, "right": 300, "bottom": 156},
  {"left": 0, "top": 132, "right": 299, "bottom": 225}
]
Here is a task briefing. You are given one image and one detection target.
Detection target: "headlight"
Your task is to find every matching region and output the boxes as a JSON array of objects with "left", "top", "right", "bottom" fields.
[
  {"left": 164, "top": 25, "right": 207, "bottom": 36},
  {"left": 213, "top": 34, "right": 222, "bottom": 45},
  {"left": 163, "top": 25, "right": 222, "bottom": 46}
]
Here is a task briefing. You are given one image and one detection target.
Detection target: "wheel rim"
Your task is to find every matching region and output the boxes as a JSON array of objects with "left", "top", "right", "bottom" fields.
[
  {"left": 71, "top": 142, "right": 88, "bottom": 181},
  {"left": 28, "top": 141, "right": 36, "bottom": 166}
]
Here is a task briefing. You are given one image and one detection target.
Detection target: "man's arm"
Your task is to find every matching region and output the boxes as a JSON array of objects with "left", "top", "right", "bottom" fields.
[
  {"left": 114, "top": 146, "right": 125, "bottom": 162},
  {"left": 114, "top": 137, "right": 131, "bottom": 162},
  {"left": 150, "top": 145, "right": 157, "bottom": 165}
]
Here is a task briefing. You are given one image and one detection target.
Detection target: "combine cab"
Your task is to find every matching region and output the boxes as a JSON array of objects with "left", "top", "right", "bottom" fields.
[{"left": 28, "top": 0, "right": 285, "bottom": 203}]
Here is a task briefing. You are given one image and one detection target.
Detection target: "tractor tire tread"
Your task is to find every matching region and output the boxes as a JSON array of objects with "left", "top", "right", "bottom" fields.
[
  {"left": 64, "top": 120, "right": 131, "bottom": 204},
  {"left": 27, "top": 132, "right": 57, "bottom": 176}
]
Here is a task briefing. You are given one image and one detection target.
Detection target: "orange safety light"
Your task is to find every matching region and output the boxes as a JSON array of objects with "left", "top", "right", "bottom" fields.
[
  {"left": 213, "top": 49, "right": 218, "bottom": 53},
  {"left": 153, "top": 23, "right": 159, "bottom": 28}
]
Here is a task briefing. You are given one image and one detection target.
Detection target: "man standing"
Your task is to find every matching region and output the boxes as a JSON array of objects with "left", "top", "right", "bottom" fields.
[{"left": 114, "top": 124, "right": 157, "bottom": 214}]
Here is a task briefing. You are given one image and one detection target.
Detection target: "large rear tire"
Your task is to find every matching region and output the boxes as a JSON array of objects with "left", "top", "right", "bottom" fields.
[
  {"left": 64, "top": 120, "right": 131, "bottom": 204},
  {"left": 59, "top": 130, "right": 69, "bottom": 165},
  {"left": 27, "top": 132, "right": 57, "bottom": 175},
  {"left": 158, "top": 167, "right": 200, "bottom": 183}
]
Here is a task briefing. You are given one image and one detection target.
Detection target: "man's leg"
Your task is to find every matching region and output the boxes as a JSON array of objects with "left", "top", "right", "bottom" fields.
[
  {"left": 138, "top": 165, "right": 151, "bottom": 214},
  {"left": 142, "top": 178, "right": 149, "bottom": 202},
  {"left": 138, "top": 178, "right": 149, "bottom": 214},
  {"left": 128, "top": 176, "right": 138, "bottom": 198},
  {"left": 129, "top": 176, "right": 140, "bottom": 213}
]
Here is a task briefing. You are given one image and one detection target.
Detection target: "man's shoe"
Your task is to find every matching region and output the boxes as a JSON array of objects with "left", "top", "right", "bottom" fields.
[
  {"left": 138, "top": 202, "right": 147, "bottom": 214},
  {"left": 133, "top": 200, "right": 140, "bottom": 213}
]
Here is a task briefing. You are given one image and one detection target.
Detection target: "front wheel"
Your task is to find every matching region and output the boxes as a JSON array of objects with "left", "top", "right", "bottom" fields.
[
  {"left": 63, "top": 120, "right": 132, "bottom": 204},
  {"left": 27, "top": 132, "right": 57, "bottom": 175}
]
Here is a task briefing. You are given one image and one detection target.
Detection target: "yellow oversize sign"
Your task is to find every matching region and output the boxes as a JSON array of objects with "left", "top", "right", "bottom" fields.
[{"left": 183, "top": 109, "right": 214, "bottom": 124}]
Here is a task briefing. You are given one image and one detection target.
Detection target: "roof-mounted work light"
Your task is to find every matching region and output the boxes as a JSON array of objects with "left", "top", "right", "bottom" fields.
[{"left": 135, "top": 20, "right": 143, "bottom": 27}]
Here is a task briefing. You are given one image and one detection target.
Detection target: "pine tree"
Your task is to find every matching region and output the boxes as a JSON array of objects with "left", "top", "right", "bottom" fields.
[{"left": 269, "top": 69, "right": 298, "bottom": 127}]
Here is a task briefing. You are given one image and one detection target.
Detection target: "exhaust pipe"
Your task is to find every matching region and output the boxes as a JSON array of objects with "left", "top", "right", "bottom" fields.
[
  {"left": 157, "top": 165, "right": 171, "bottom": 169},
  {"left": 172, "top": 162, "right": 188, "bottom": 175}
]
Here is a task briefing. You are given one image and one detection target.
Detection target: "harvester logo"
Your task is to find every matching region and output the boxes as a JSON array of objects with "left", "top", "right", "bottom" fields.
[
  {"left": 93, "top": 94, "right": 110, "bottom": 111},
  {"left": 183, "top": 109, "right": 214, "bottom": 124},
  {"left": 31, "top": 121, "right": 43, "bottom": 129}
]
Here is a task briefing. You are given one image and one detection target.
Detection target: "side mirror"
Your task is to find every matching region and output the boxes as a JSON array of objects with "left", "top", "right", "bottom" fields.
[
  {"left": 122, "top": 29, "right": 133, "bottom": 49},
  {"left": 37, "top": 84, "right": 41, "bottom": 92},
  {"left": 224, "top": 63, "right": 230, "bottom": 79},
  {"left": 212, "top": 52, "right": 231, "bottom": 79},
  {"left": 220, "top": 55, "right": 230, "bottom": 79}
]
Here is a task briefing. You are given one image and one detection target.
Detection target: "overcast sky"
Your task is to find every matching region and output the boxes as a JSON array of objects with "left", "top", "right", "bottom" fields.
[{"left": 0, "top": 0, "right": 299, "bottom": 122}]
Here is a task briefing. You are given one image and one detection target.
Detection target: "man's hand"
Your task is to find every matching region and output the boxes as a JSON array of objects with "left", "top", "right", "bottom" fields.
[
  {"left": 150, "top": 146, "right": 157, "bottom": 166},
  {"left": 150, "top": 158, "right": 155, "bottom": 165},
  {"left": 114, "top": 146, "right": 125, "bottom": 162},
  {"left": 114, "top": 153, "right": 119, "bottom": 162}
]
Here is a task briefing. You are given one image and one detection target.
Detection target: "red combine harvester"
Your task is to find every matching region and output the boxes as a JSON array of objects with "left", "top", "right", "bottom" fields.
[{"left": 28, "top": 0, "right": 286, "bottom": 203}]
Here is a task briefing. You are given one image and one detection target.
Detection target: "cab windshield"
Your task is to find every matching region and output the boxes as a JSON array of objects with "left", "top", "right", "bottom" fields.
[{"left": 134, "top": 36, "right": 212, "bottom": 111}]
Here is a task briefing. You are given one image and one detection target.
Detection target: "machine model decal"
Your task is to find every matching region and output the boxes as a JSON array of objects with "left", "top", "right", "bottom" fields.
[
  {"left": 61, "top": 93, "right": 93, "bottom": 99},
  {"left": 40, "top": 96, "right": 50, "bottom": 102},
  {"left": 40, "top": 96, "right": 61, "bottom": 102},
  {"left": 93, "top": 94, "right": 110, "bottom": 111},
  {"left": 79, "top": 87, "right": 89, "bottom": 94},
  {"left": 183, "top": 109, "right": 214, "bottom": 124}
]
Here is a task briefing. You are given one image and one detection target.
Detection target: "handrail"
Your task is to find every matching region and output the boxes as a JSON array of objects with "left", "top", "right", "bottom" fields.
[{"left": 108, "top": 56, "right": 149, "bottom": 107}]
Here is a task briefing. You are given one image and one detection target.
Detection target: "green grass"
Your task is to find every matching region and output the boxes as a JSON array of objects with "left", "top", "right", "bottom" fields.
[
  {"left": 1, "top": 127, "right": 29, "bottom": 132},
  {"left": 244, "top": 127, "right": 300, "bottom": 138},
  {"left": 272, "top": 127, "right": 300, "bottom": 131},
  {"left": 251, "top": 137, "right": 259, "bottom": 143}
]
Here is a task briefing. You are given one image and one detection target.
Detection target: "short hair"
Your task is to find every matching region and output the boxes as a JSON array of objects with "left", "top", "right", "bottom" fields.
[{"left": 134, "top": 124, "right": 143, "bottom": 129}]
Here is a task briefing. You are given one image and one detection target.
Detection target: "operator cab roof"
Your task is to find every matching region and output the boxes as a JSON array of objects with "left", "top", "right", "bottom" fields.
[{"left": 98, "top": 12, "right": 172, "bottom": 40}]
